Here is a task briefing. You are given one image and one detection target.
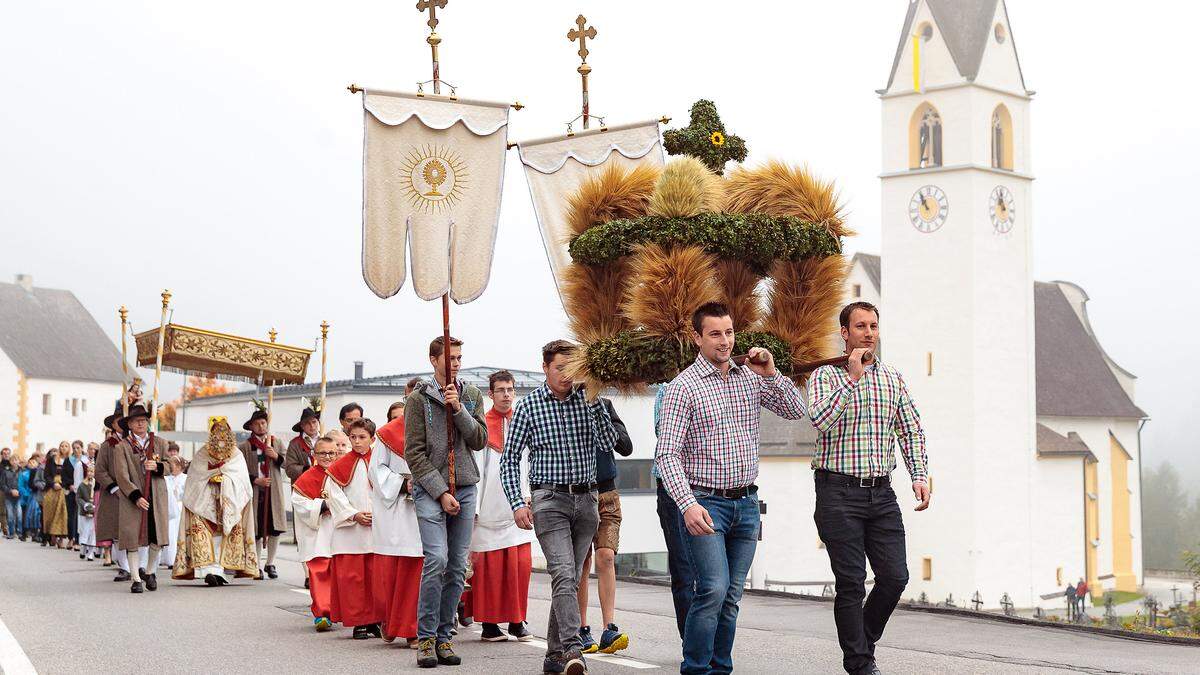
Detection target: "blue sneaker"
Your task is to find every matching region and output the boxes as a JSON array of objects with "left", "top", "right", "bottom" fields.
[
  {"left": 578, "top": 625, "right": 598, "bottom": 654},
  {"left": 314, "top": 617, "right": 332, "bottom": 632},
  {"left": 599, "top": 623, "right": 629, "bottom": 654}
]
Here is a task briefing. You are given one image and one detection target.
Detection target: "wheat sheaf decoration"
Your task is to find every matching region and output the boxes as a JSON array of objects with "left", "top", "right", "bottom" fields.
[{"left": 562, "top": 100, "right": 852, "bottom": 398}]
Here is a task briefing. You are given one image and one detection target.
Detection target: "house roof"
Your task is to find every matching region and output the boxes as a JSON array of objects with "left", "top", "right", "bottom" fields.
[
  {"left": 191, "top": 366, "right": 547, "bottom": 403},
  {"left": 0, "top": 280, "right": 127, "bottom": 383},
  {"left": 1036, "top": 423, "right": 1095, "bottom": 461},
  {"left": 851, "top": 256, "right": 1145, "bottom": 420},
  {"left": 884, "top": 0, "right": 1029, "bottom": 93}
]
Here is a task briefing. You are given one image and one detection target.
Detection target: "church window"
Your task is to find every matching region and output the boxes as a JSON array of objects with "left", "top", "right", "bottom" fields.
[
  {"left": 922, "top": 557, "right": 933, "bottom": 581},
  {"left": 852, "top": 284, "right": 862, "bottom": 298},
  {"left": 81, "top": 399, "right": 87, "bottom": 412},
  {"left": 917, "top": 22, "right": 933, "bottom": 42},
  {"left": 991, "top": 104, "right": 1014, "bottom": 170},
  {"left": 42, "top": 394, "right": 51, "bottom": 415},
  {"left": 71, "top": 398, "right": 79, "bottom": 417},
  {"left": 994, "top": 23, "right": 1007, "bottom": 44},
  {"left": 909, "top": 103, "right": 943, "bottom": 169}
]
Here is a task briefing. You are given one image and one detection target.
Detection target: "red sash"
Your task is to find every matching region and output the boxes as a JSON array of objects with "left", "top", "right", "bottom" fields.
[
  {"left": 485, "top": 407, "right": 511, "bottom": 454},
  {"left": 328, "top": 448, "right": 371, "bottom": 487},
  {"left": 293, "top": 465, "right": 330, "bottom": 500},
  {"left": 250, "top": 434, "right": 273, "bottom": 475},
  {"left": 293, "top": 435, "right": 314, "bottom": 462},
  {"left": 377, "top": 418, "right": 406, "bottom": 458}
]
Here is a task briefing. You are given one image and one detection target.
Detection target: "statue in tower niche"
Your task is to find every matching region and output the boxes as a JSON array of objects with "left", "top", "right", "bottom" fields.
[{"left": 918, "top": 108, "right": 942, "bottom": 168}]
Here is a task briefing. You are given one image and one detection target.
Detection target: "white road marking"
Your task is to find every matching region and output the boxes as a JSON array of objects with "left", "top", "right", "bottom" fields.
[
  {"left": 0, "top": 615, "right": 38, "bottom": 675},
  {"left": 463, "top": 626, "right": 659, "bottom": 669},
  {"left": 285, "top": 590, "right": 658, "bottom": 669}
]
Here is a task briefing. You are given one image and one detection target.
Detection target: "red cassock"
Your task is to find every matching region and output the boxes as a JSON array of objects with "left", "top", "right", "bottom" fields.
[
  {"left": 467, "top": 543, "right": 532, "bottom": 624},
  {"left": 373, "top": 554, "right": 424, "bottom": 639},
  {"left": 327, "top": 450, "right": 380, "bottom": 629},
  {"left": 307, "top": 557, "right": 337, "bottom": 622}
]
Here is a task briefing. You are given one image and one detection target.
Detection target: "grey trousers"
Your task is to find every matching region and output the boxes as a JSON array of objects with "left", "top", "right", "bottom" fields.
[{"left": 532, "top": 488, "right": 599, "bottom": 659}]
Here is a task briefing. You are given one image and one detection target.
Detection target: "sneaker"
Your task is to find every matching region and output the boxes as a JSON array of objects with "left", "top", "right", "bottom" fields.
[
  {"left": 480, "top": 623, "right": 507, "bottom": 642},
  {"left": 264, "top": 564, "right": 278, "bottom": 579},
  {"left": 598, "top": 623, "right": 629, "bottom": 654},
  {"left": 578, "top": 625, "right": 598, "bottom": 654},
  {"left": 314, "top": 617, "right": 332, "bottom": 632},
  {"left": 436, "top": 641, "right": 461, "bottom": 666},
  {"left": 508, "top": 622, "right": 533, "bottom": 642},
  {"left": 352, "top": 626, "right": 372, "bottom": 640},
  {"left": 366, "top": 623, "right": 383, "bottom": 639},
  {"left": 130, "top": 581, "right": 143, "bottom": 594},
  {"left": 416, "top": 638, "right": 437, "bottom": 668},
  {"left": 563, "top": 650, "right": 587, "bottom": 674},
  {"left": 542, "top": 654, "right": 565, "bottom": 674},
  {"left": 113, "top": 570, "right": 131, "bottom": 582},
  {"left": 144, "top": 573, "right": 157, "bottom": 592}
]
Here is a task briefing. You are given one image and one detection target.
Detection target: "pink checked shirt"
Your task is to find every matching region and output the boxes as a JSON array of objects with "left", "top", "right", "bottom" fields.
[{"left": 655, "top": 354, "right": 807, "bottom": 512}]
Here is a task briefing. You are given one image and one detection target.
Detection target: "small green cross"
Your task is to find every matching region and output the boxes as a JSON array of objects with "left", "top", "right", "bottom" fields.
[{"left": 663, "top": 99, "right": 747, "bottom": 175}]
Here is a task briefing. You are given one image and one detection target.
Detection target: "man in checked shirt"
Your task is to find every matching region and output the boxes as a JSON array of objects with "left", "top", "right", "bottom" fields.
[
  {"left": 808, "top": 301, "right": 930, "bottom": 675},
  {"left": 656, "top": 302, "right": 808, "bottom": 675},
  {"left": 501, "top": 340, "right": 618, "bottom": 675}
]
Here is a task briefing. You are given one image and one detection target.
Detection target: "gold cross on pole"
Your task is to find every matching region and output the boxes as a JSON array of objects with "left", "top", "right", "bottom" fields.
[
  {"left": 567, "top": 14, "right": 597, "bottom": 129},
  {"left": 416, "top": 0, "right": 446, "bottom": 31},
  {"left": 417, "top": 0, "right": 448, "bottom": 94},
  {"left": 567, "top": 14, "right": 597, "bottom": 62}
]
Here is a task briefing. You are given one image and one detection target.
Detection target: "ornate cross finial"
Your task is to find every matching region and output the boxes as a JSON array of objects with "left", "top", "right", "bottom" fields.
[
  {"left": 567, "top": 14, "right": 597, "bottom": 62},
  {"left": 320, "top": 320, "right": 329, "bottom": 338},
  {"left": 416, "top": 0, "right": 447, "bottom": 31},
  {"left": 268, "top": 328, "right": 278, "bottom": 343},
  {"left": 662, "top": 99, "right": 748, "bottom": 175}
]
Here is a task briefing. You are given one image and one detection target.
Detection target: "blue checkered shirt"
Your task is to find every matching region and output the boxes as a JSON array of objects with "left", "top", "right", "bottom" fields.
[{"left": 501, "top": 383, "right": 618, "bottom": 511}]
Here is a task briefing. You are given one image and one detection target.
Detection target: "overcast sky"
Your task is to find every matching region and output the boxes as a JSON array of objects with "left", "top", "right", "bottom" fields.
[{"left": 2, "top": 1, "right": 1197, "bottom": 480}]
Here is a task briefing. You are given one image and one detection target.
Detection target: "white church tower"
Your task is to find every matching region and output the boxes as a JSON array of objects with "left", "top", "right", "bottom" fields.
[{"left": 879, "top": 0, "right": 1040, "bottom": 606}]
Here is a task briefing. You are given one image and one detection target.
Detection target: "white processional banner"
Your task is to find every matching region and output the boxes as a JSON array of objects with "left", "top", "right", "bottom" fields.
[
  {"left": 361, "top": 89, "right": 510, "bottom": 303},
  {"left": 517, "top": 121, "right": 664, "bottom": 302}
]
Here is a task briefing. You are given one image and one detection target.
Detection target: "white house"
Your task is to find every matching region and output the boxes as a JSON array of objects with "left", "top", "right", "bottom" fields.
[{"left": 0, "top": 275, "right": 128, "bottom": 459}]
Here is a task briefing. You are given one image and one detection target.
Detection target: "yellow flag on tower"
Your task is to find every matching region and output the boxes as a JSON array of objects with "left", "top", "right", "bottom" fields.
[{"left": 912, "top": 33, "right": 922, "bottom": 92}]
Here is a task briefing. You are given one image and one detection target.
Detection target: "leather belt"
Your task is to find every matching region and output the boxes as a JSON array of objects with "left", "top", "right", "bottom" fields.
[
  {"left": 532, "top": 482, "right": 597, "bottom": 495},
  {"left": 690, "top": 483, "right": 757, "bottom": 499},
  {"left": 815, "top": 469, "right": 890, "bottom": 488}
]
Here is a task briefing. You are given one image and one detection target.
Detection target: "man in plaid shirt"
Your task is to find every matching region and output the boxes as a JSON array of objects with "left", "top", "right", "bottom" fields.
[
  {"left": 655, "top": 302, "right": 807, "bottom": 675},
  {"left": 808, "top": 301, "right": 930, "bottom": 675},
  {"left": 501, "top": 340, "right": 617, "bottom": 675}
]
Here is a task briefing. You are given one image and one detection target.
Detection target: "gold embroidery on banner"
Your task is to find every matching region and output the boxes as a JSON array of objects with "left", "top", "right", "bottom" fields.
[
  {"left": 401, "top": 144, "right": 469, "bottom": 213},
  {"left": 134, "top": 326, "right": 311, "bottom": 382}
]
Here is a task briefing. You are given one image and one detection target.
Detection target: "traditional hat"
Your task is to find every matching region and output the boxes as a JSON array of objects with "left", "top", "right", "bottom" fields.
[
  {"left": 118, "top": 403, "right": 153, "bottom": 432},
  {"left": 103, "top": 403, "right": 123, "bottom": 431},
  {"left": 242, "top": 400, "right": 269, "bottom": 431},
  {"left": 292, "top": 398, "right": 323, "bottom": 433}
]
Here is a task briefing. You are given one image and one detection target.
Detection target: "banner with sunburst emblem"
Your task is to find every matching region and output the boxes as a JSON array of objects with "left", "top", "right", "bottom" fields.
[
  {"left": 360, "top": 88, "right": 510, "bottom": 302},
  {"left": 517, "top": 120, "right": 664, "bottom": 303}
]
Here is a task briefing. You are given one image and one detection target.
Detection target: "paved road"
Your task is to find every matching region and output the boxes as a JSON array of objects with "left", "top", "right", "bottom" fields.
[{"left": 0, "top": 539, "right": 1195, "bottom": 674}]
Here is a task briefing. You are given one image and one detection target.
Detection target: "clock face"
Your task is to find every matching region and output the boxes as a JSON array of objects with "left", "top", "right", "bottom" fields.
[
  {"left": 909, "top": 185, "right": 948, "bottom": 233},
  {"left": 989, "top": 185, "right": 1015, "bottom": 234}
]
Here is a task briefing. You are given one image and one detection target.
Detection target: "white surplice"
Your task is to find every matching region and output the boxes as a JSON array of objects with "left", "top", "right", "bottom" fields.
[{"left": 369, "top": 443, "right": 423, "bottom": 557}]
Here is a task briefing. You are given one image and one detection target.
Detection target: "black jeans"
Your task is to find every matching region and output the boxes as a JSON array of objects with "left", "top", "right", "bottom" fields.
[
  {"left": 655, "top": 481, "right": 695, "bottom": 639},
  {"left": 814, "top": 474, "right": 909, "bottom": 674}
]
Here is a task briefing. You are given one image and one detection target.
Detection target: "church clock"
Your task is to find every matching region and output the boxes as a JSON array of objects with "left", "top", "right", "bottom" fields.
[
  {"left": 909, "top": 185, "right": 948, "bottom": 233},
  {"left": 989, "top": 185, "right": 1015, "bottom": 234}
]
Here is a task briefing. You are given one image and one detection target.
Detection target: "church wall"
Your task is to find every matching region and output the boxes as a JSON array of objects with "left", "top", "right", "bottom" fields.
[
  {"left": 1039, "top": 416, "right": 1144, "bottom": 592},
  {"left": 0, "top": 351, "right": 18, "bottom": 454},
  {"left": 1031, "top": 457, "right": 1088, "bottom": 610}
]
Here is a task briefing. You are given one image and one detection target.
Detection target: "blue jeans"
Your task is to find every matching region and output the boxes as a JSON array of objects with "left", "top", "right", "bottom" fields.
[
  {"left": 413, "top": 483, "right": 477, "bottom": 641},
  {"left": 678, "top": 491, "right": 759, "bottom": 675},
  {"left": 656, "top": 481, "right": 694, "bottom": 639},
  {"left": 20, "top": 496, "right": 39, "bottom": 535},
  {"left": 4, "top": 497, "right": 20, "bottom": 537}
]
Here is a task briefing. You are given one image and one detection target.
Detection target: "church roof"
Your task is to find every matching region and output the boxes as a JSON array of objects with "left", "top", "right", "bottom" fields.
[
  {"left": 1035, "top": 423, "right": 1095, "bottom": 461},
  {"left": 849, "top": 256, "right": 1146, "bottom": 420},
  {"left": 1034, "top": 282, "right": 1145, "bottom": 420},
  {"left": 0, "top": 279, "right": 127, "bottom": 383},
  {"left": 885, "top": 0, "right": 1029, "bottom": 93}
]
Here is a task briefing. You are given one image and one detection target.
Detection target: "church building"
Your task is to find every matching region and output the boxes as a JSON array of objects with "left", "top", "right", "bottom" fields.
[{"left": 835, "top": 0, "right": 1145, "bottom": 606}]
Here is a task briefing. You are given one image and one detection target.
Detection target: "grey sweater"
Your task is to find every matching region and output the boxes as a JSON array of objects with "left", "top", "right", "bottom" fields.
[{"left": 404, "top": 380, "right": 488, "bottom": 497}]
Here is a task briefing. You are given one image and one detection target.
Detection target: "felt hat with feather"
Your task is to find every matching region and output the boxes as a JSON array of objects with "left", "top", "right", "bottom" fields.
[
  {"left": 243, "top": 399, "right": 269, "bottom": 431},
  {"left": 292, "top": 398, "right": 322, "bottom": 433}
]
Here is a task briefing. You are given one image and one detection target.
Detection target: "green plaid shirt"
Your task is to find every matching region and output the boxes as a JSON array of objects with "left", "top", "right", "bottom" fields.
[{"left": 807, "top": 360, "right": 928, "bottom": 483}]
